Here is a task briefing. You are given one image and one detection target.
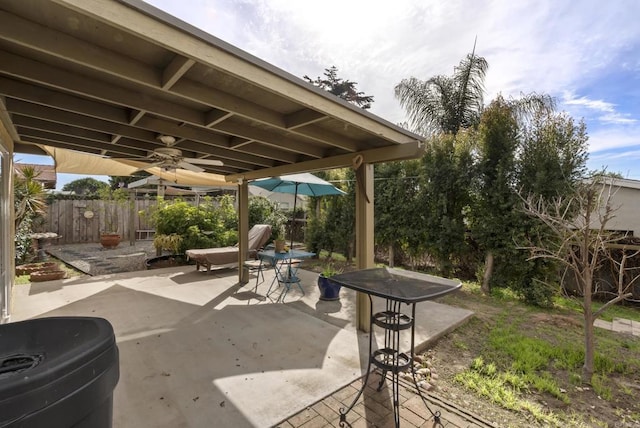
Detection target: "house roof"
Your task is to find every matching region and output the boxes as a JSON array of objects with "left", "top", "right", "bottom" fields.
[
  {"left": 610, "top": 177, "right": 640, "bottom": 191},
  {"left": 0, "top": 0, "right": 423, "bottom": 182},
  {"left": 14, "top": 163, "right": 56, "bottom": 188}
]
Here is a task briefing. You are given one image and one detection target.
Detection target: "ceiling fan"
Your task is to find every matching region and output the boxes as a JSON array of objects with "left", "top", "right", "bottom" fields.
[{"left": 131, "top": 135, "right": 223, "bottom": 173}]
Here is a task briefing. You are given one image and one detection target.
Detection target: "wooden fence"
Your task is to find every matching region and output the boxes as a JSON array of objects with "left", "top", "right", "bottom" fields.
[{"left": 37, "top": 199, "right": 158, "bottom": 244}]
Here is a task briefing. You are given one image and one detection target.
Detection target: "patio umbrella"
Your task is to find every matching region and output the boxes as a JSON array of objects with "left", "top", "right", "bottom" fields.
[{"left": 251, "top": 173, "right": 345, "bottom": 249}]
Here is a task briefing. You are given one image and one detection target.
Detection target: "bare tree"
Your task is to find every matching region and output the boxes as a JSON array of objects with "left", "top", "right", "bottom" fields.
[{"left": 521, "top": 177, "right": 640, "bottom": 381}]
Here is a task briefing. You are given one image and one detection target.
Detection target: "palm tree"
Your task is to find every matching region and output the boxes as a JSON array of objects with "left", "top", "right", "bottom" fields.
[
  {"left": 394, "top": 51, "right": 488, "bottom": 136},
  {"left": 14, "top": 165, "right": 47, "bottom": 231}
]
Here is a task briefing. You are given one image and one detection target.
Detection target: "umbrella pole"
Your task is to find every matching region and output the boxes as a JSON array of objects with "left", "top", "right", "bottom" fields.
[
  {"left": 287, "top": 184, "right": 298, "bottom": 278},
  {"left": 290, "top": 184, "right": 298, "bottom": 251}
]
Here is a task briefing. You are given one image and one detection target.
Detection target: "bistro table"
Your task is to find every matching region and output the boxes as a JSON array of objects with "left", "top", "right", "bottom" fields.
[
  {"left": 327, "top": 267, "right": 462, "bottom": 428},
  {"left": 257, "top": 249, "right": 316, "bottom": 302}
]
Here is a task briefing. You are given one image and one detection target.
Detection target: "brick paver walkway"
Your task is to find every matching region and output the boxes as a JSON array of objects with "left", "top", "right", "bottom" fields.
[{"left": 276, "top": 371, "right": 496, "bottom": 428}]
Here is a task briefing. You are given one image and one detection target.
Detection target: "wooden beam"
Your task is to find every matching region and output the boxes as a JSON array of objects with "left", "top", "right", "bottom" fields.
[
  {"left": 355, "top": 163, "right": 374, "bottom": 332},
  {"left": 0, "top": 97, "right": 20, "bottom": 142},
  {"left": 15, "top": 117, "right": 111, "bottom": 143},
  {"left": 172, "top": 79, "right": 287, "bottom": 128},
  {"left": 237, "top": 180, "right": 249, "bottom": 284},
  {"left": 0, "top": 81, "right": 286, "bottom": 166},
  {"left": 135, "top": 117, "right": 288, "bottom": 166},
  {"left": 284, "top": 109, "right": 327, "bottom": 129},
  {"left": 0, "top": 51, "right": 204, "bottom": 125},
  {"left": 229, "top": 137, "right": 253, "bottom": 148},
  {"left": 293, "top": 125, "right": 360, "bottom": 152},
  {"left": 162, "top": 56, "right": 195, "bottom": 89},
  {"left": 13, "top": 141, "right": 48, "bottom": 155},
  {"left": 204, "top": 109, "right": 234, "bottom": 127},
  {"left": 0, "top": 52, "right": 325, "bottom": 158},
  {"left": 0, "top": 8, "right": 376, "bottom": 149},
  {"left": 63, "top": 0, "right": 419, "bottom": 144},
  {"left": 129, "top": 110, "right": 146, "bottom": 125},
  {"left": 0, "top": 10, "right": 161, "bottom": 86},
  {"left": 213, "top": 120, "right": 324, "bottom": 158},
  {"left": 19, "top": 135, "right": 146, "bottom": 158},
  {"left": 7, "top": 99, "right": 156, "bottom": 142},
  {"left": 0, "top": 77, "right": 129, "bottom": 124},
  {"left": 225, "top": 141, "right": 423, "bottom": 182}
]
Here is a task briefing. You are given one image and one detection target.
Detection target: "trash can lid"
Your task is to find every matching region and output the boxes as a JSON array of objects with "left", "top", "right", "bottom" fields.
[{"left": 0, "top": 317, "right": 118, "bottom": 423}]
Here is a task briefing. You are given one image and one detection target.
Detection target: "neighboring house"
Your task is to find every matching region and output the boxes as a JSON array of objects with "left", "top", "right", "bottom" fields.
[
  {"left": 594, "top": 178, "right": 640, "bottom": 236},
  {"left": 14, "top": 163, "right": 57, "bottom": 189},
  {"left": 249, "top": 186, "right": 306, "bottom": 210}
]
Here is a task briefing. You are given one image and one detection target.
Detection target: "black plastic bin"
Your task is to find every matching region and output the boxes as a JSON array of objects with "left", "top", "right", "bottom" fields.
[{"left": 0, "top": 317, "right": 119, "bottom": 428}]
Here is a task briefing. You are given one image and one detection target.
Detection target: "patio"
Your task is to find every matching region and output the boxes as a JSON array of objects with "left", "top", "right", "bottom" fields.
[{"left": 11, "top": 263, "right": 475, "bottom": 427}]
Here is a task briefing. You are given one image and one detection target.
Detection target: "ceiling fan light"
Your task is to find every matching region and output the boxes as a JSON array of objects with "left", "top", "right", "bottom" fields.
[{"left": 158, "top": 135, "right": 176, "bottom": 145}]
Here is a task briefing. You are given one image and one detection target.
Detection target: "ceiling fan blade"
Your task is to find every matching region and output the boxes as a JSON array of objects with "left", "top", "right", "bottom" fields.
[
  {"left": 184, "top": 157, "right": 224, "bottom": 166},
  {"left": 177, "top": 161, "right": 205, "bottom": 173}
]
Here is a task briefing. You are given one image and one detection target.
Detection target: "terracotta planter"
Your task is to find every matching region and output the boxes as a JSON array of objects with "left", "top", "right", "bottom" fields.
[
  {"left": 100, "top": 233, "right": 121, "bottom": 249},
  {"left": 16, "top": 262, "right": 58, "bottom": 276},
  {"left": 30, "top": 270, "right": 66, "bottom": 282},
  {"left": 317, "top": 274, "right": 342, "bottom": 301}
]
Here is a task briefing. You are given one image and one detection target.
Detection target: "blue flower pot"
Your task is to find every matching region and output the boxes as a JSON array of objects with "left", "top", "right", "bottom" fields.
[{"left": 317, "top": 274, "right": 342, "bottom": 301}]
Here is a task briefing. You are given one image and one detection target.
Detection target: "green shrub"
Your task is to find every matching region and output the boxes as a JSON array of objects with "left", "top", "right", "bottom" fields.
[
  {"left": 15, "top": 217, "right": 34, "bottom": 265},
  {"left": 144, "top": 197, "right": 239, "bottom": 253}
]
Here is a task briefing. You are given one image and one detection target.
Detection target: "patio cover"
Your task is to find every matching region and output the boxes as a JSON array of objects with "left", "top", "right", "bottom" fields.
[
  {"left": 0, "top": 0, "right": 425, "bottom": 328},
  {"left": 0, "top": 0, "right": 423, "bottom": 179}
]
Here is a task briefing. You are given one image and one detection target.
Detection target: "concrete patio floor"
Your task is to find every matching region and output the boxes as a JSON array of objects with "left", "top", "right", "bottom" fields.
[{"left": 11, "top": 264, "right": 474, "bottom": 427}]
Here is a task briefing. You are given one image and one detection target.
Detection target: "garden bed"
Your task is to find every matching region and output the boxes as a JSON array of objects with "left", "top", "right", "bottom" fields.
[
  {"left": 16, "top": 262, "right": 59, "bottom": 276},
  {"left": 29, "top": 270, "right": 66, "bottom": 282}
]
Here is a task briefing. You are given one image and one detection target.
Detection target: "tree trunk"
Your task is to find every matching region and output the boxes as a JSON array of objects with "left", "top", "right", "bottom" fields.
[
  {"left": 481, "top": 251, "right": 494, "bottom": 295},
  {"left": 582, "top": 272, "right": 595, "bottom": 382},
  {"left": 388, "top": 244, "right": 394, "bottom": 268}
]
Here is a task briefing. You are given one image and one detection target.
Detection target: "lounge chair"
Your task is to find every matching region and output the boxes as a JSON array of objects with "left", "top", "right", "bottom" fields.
[{"left": 185, "top": 224, "right": 272, "bottom": 274}]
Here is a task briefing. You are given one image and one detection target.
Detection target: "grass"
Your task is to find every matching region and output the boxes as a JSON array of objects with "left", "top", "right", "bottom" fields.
[
  {"left": 455, "top": 357, "right": 565, "bottom": 426},
  {"left": 554, "top": 294, "right": 640, "bottom": 322},
  {"left": 448, "top": 281, "right": 640, "bottom": 426}
]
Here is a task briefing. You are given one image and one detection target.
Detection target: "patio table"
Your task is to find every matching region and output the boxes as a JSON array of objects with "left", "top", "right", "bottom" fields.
[
  {"left": 258, "top": 249, "right": 315, "bottom": 302},
  {"left": 327, "top": 267, "right": 461, "bottom": 428}
]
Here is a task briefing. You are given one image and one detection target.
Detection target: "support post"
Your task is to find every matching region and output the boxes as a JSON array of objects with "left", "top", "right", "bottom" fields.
[
  {"left": 128, "top": 190, "right": 135, "bottom": 246},
  {"left": 237, "top": 179, "right": 249, "bottom": 284},
  {"left": 355, "top": 163, "right": 374, "bottom": 332}
]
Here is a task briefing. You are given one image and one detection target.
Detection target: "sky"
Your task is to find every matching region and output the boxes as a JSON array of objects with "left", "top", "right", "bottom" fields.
[{"left": 16, "top": 0, "right": 640, "bottom": 188}]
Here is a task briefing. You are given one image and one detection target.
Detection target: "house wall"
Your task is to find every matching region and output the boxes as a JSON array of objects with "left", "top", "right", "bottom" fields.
[
  {"left": 587, "top": 179, "right": 640, "bottom": 236},
  {"left": 608, "top": 185, "right": 640, "bottom": 235}
]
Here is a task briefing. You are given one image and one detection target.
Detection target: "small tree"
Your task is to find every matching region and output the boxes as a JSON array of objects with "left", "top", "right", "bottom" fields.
[
  {"left": 521, "top": 176, "right": 640, "bottom": 382},
  {"left": 14, "top": 165, "right": 47, "bottom": 232},
  {"left": 62, "top": 177, "right": 109, "bottom": 196},
  {"left": 418, "top": 132, "right": 474, "bottom": 276},
  {"left": 14, "top": 166, "right": 47, "bottom": 263},
  {"left": 304, "top": 66, "right": 374, "bottom": 109}
]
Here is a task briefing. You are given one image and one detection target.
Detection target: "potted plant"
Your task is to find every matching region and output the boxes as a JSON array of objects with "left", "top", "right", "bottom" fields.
[
  {"left": 317, "top": 261, "right": 343, "bottom": 301},
  {"left": 274, "top": 224, "right": 287, "bottom": 253},
  {"left": 266, "top": 208, "right": 288, "bottom": 253},
  {"left": 98, "top": 187, "right": 128, "bottom": 249}
]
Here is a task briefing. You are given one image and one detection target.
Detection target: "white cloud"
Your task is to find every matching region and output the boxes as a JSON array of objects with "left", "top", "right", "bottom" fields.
[
  {"left": 562, "top": 91, "right": 637, "bottom": 125},
  {"left": 587, "top": 127, "right": 640, "bottom": 153},
  {"left": 145, "top": 0, "right": 640, "bottom": 166}
]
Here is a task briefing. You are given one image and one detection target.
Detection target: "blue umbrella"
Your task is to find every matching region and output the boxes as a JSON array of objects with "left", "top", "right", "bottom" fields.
[{"left": 251, "top": 173, "right": 345, "bottom": 248}]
